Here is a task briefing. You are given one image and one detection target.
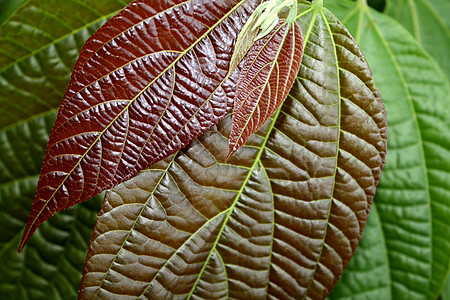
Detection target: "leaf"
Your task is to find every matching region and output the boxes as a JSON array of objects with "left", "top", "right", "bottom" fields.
[
  {"left": 229, "top": 9, "right": 261, "bottom": 74},
  {"left": 0, "top": 0, "right": 134, "bottom": 298},
  {"left": 324, "top": 0, "right": 450, "bottom": 298},
  {"left": 0, "top": 109, "right": 104, "bottom": 299},
  {"left": 427, "top": 0, "right": 450, "bottom": 28},
  {"left": 384, "top": 0, "right": 450, "bottom": 77},
  {"left": 228, "top": 20, "right": 303, "bottom": 158},
  {"left": 228, "top": 0, "right": 298, "bottom": 74},
  {"left": 80, "top": 5, "right": 387, "bottom": 298},
  {"left": 19, "top": 0, "right": 262, "bottom": 252},
  {"left": 229, "top": 0, "right": 276, "bottom": 73},
  {"left": 0, "top": 0, "right": 130, "bottom": 128},
  {"left": 328, "top": 206, "right": 391, "bottom": 299},
  {"left": 443, "top": 274, "right": 450, "bottom": 300},
  {"left": 0, "top": 0, "right": 26, "bottom": 24}
]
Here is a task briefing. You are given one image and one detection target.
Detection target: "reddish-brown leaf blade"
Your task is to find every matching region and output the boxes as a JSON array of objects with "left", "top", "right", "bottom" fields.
[
  {"left": 18, "top": 0, "right": 261, "bottom": 252},
  {"left": 228, "top": 20, "right": 303, "bottom": 158}
]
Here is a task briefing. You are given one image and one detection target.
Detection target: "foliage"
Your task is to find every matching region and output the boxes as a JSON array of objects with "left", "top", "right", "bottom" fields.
[
  {"left": 79, "top": 2, "right": 387, "bottom": 296},
  {"left": 0, "top": 0, "right": 448, "bottom": 299},
  {"left": 18, "top": 0, "right": 261, "bottom": 252},
  {"left": 325, "top": 1, "right": 450, "bottom": 298},
  {"left": 0, "top": 0, "right": 26, "bottom": 24}
]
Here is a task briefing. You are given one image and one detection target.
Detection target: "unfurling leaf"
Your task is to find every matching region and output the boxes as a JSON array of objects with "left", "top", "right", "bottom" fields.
[
  {"left": 80, "top": 5, "right": 387, "bottom": 299},
  {"left": 228, "top": 20, "right": 303, "bottom": 159},
  {"left": 229, "top": 0, "right": 297, "bottom": 73},
  {"left": 18, "top": 0, "right": 261, "bottom": 252}
]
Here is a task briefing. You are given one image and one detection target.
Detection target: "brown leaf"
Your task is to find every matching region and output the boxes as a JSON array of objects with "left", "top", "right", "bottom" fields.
[
  {"left": 18, "top": 0, "right": 261, "bottom": 252},
  {"left": 228, "top": 20, "right": 303, "bottom": 159},
  {"left": 79, "top": 6, "right": 388, "bottom": 299}
]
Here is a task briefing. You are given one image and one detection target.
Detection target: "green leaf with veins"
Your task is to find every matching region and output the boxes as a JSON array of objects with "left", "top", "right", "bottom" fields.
[
  {"left": 0, "top": 108, "right": 105, "bottom": 299},
  {"left": 0, "top": 0, "right": 130, "bottom": 128},
  {"left": 79, "top": 4, "right": 387, "bottom": 298},
  {"left": 328, "top": 207, "right": 391, "bottom": 299},
  {"left": 384, "top": 0, "right": 450, "bottom": 77},
  {"left": 0, "top": 0, "right": 27, "bottom": 24},
  {"left": 324, "top": 0, "right": 450, "bottom": 299},
  {"left": 0, "top": 0, "right": 132, "bottom": 298},
  {"left": 427, "top": 0, "right": 450, "bottom": 28}
]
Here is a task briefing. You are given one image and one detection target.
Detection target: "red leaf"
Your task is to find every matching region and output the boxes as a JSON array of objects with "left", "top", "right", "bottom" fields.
[
  {"left": 228, "top": 20, "right": 303, "bottom": 159},
  {"left": 18, "top": 0, "right": 261, "bottom": 252}
]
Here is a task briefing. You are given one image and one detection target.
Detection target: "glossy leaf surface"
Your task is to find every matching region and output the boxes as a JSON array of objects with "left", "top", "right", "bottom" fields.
[
  {"left": 385, "top": 0, "right": 450, "bottom": 77},
  {"left": 0, "top": 0, "right": 133, "bottom": 298},
  {"left": 80, "top": 5, "right": 387, "bottom": 298},
  {"left": 324, "top": 0, "right": 450, "bottom": 299},
  {"left": 228, "top": 20, "right": 303, "bottom": 158},
  {"left": 19, "top": 0, "right": 261, "bottom": 251},
  {"left": 0, "top": 0, "right": 130, "bottom": 128}
]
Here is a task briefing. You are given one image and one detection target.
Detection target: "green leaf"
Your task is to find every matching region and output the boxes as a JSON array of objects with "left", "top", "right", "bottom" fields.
[
  {"left": 384, "top": 0, "right": 450, "bottom": 77},
  {"left": 80, "top": 4, "right": 387, "bottom": 298},
  {"left": 0, "top": 0, "right": 133, "bottom": 298},
  {"left": 0, "top": 108, "right": 104, "bottom": 299},
  {"left": 0, "top": 0, "right": 129, "bottom": 127},
  {"left": 229, "top": 20, "right": 303, "bottom": 158},
  {"left": 427, "top": 0, "right": 450, "bottom": 28},
  {"left": 324, "top": 0, "right": 450, "bottom": 298},
  {"left": 18, "top": 0, "right": 262, "bottom": 252},
  {"left": 0, "top": 0, "right": 27, "bottom": 24},
  {"left": 328, "top": 206, "right": 391, "bottom": 299},
  {"left": 443, "top": 273, "right": 450, "bottom": 300}
]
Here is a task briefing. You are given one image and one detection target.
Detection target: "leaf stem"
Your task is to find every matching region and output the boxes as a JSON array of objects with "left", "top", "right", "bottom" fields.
[{"left": 357, "top": 0, "right": 368, "bottom": 7}]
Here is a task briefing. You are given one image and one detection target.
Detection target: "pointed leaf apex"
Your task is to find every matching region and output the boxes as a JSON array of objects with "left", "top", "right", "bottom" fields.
[
  {"left": 18, "top": 0, "right": 259, "bottom": 252},
  {"left": 229, "top": 21, "right": 304, "bottom": 156}
]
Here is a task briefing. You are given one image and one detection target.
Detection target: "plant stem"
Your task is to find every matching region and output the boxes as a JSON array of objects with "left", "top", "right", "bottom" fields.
[{"left": 357, "top": 0, "right": 368, "bottom": 7}]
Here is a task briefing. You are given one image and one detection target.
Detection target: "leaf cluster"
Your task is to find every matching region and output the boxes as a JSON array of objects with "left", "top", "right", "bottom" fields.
[{"left": 0, "top": 0, "right": 448, "bottom": 299}]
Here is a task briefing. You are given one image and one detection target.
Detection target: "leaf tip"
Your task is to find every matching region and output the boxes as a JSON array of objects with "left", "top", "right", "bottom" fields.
[
  {"left": 18, "top": 225, "right": 33, "bottom": 253},
  {"left": 225, "top": 148, "right": 236, "bottom": 163},
  {"left": 226, "top": 137, "right": 243, "bottom": 163},
  {"left": 18, "top": 199, "right": 49, "bottom": 252}
]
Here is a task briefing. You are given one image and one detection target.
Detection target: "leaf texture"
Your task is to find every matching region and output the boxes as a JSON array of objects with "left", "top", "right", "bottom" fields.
[
  {"left": 228, "top": 20, "right": 303, "bottom": 158},
  {"left": 384, "top": 0, "right": 450, "bottom": 77},
  {"left": 444, "top": 275, "right": 450, "bottom": 300},
  {"left": 328, "top": 207, "right": 391, "bottom": 299},
  {"left": 0, "top": 0, "right": 133, "bottom": 298},
  {"left": 19, "top": 0, "right": 262, "bottom": 252},
  {"left": 324, "top": 0, "right": 450, "bottom": 298},
  {"left": 0, "top": 0, "right": 130, "bottom": 128},
  {"left": 80, "top": 5, "right": 387, "bottom": 299},
  {"left": 0, "top": 108, "right": 104, "bottom": 299}
]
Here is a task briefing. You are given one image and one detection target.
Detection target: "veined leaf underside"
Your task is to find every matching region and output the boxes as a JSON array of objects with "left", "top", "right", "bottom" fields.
[{"left": 228, "top": 19, "right": 304, "bottom": 158}]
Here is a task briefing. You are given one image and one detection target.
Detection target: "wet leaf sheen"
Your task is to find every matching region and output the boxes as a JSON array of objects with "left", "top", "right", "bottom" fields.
[
  {"left": 19, "top": 0, "right": 261, "bottom": 251},
  {"left": 80, "top": 5, "right": 387, "bottom": 299}
]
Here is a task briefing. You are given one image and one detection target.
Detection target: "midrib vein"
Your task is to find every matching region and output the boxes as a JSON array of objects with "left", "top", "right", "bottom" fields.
[
  {"left": 20, "top": 0, "right": 249, "bottom": 251},
  {"left": 302, "top": 9, "right": 341, "bottom": 299},
  {"left": 187, "top": 105, "right": 283, "bottom": 299}
]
